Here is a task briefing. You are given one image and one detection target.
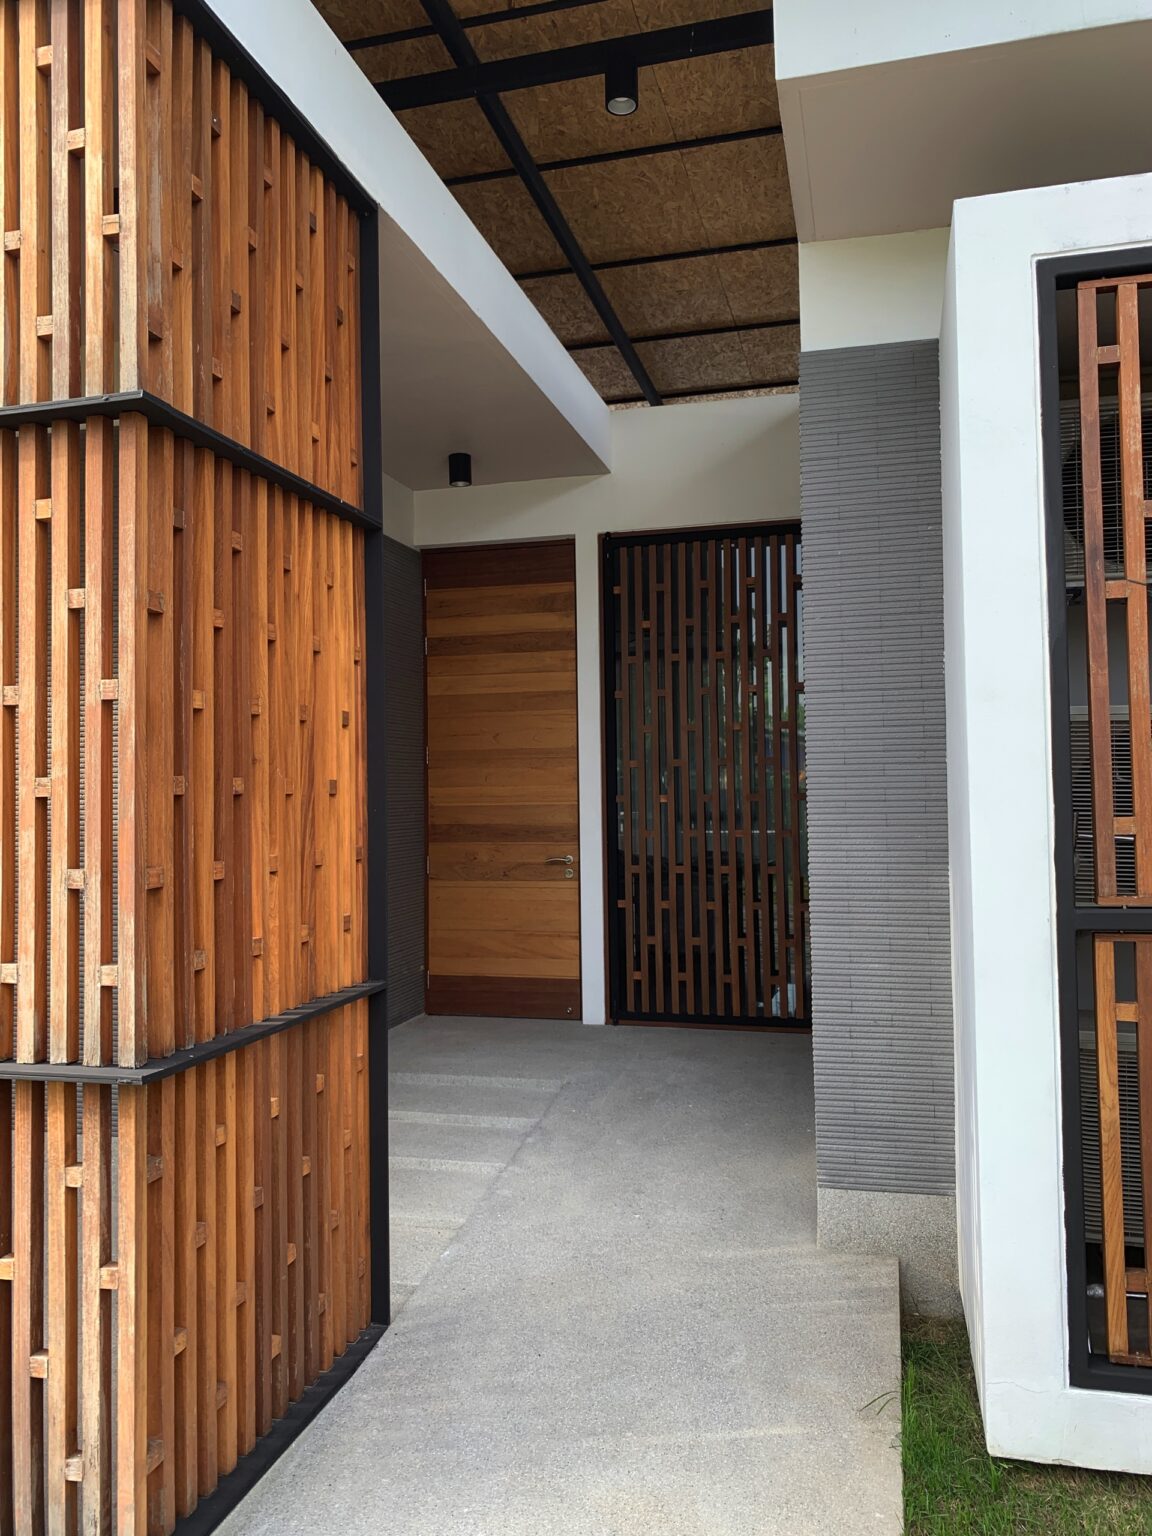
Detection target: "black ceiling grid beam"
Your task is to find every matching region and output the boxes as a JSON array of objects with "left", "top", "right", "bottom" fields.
[
  {"left": 567, "top": 316, "right": 800, "bottom": 352},
  {"left": 417, "top": 0, "right": 662, "bottom": 406},
  {"left": 515, "top": 235, "right": 798, "bottom": 283},
  {"left": 611, "top": 378, "right": 799, "bottom": 405},
  {"left": 345, "top": 0, "right": 607, "bottom": 50},
  {"left": 378, "top": 9, "right": 773, "bottom": 110},
  {"left": 445, "top": 125, "right": 783, "bottom": 186}
]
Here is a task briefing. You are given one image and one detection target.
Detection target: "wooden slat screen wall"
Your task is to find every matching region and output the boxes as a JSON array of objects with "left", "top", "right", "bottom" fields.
[
  {"left": 0, "top": 0, "right": 362, "bottom": 507},
  {"left": 1077, "top": 274, "right": 1152, "bottom": 1369},
  {"left": 0, "top": 4, "right": 374, "bottom": 1532},
  {"left": 606, "top": 528, "right": 807, "bottom": 1025}
]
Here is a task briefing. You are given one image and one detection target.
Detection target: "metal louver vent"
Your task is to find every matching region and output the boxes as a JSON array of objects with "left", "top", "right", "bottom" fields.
[
  {"left": 1070, "top": 711, "right": 1142, "bottom": 903},
  {"left": 1062, "top": 397, "right": 1152, "bottom": 587}
]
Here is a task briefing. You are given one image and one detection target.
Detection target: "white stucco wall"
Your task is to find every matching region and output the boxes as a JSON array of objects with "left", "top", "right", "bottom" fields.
[
  {"left": 414, "top": 397, "right": 800, "bottom": 1024},
  {"left": 775, "top": 0, "right": 1152, "bottom": 80},
  {"left": 944, "top": 169, "right": 1152, "bottom": 1471},
  {"left": 799, "top": 229, "right": 950, "bottom": 351}
]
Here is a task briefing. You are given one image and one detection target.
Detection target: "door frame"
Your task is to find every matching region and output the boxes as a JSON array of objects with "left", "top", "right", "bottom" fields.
[{"left": 599, "top": 522, "right": 809, "bottom": 1030}]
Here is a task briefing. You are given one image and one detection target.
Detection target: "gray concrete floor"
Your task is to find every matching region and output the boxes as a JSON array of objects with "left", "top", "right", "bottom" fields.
[{"left": 220, "top": 1017, "right": 902, "bottom": 1536}]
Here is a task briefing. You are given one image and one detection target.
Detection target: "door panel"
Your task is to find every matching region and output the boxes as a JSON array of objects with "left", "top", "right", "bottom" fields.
[
  {"left": 424, "top": 541, "right": 582, "bottom": 1020},
  {"left": 604, "top": 527, "right": 808, "bottom": 1026}
]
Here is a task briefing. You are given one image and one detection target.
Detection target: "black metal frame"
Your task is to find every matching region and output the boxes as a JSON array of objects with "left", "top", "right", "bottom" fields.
[
  {"left": 416, "top": 0, "right": 661, "bottom": 406},
  {"left": 377, "top": 10, "right": 772, "bottom": 110},
  {"left": 1039, "top": 245, "right": 1152, "bottom": 1395},
  {"left": 601, "top": 522, "right": 808, "bottom": 1029},
  {"left": 0, "top": 390, "right": 378, "bottom": 530},
  {"left": 568, "top": 317, "right": 798, "bottom": 353},
  {"left": 514, "top": 235, "right": 798, "bottom": 283},
  {"left": 444, "top": 124, "right": 782, "bottom": 185},
  {"left": 0, "top": 982, "right": 384, "bottom": 1086},
  {"left": 346, "top": 0, "right": 609, "bottom": 50}
]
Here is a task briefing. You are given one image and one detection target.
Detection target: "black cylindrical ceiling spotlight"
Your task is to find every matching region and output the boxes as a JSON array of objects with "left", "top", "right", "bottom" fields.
[
  {"left": 448, "top": 452, "right": 472, "bottom": 488},
  {"left": 604, "top": 58, "right": 638, "bottom": 116}
]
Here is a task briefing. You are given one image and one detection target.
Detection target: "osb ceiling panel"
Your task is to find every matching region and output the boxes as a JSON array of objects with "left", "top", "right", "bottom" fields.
[
  {"left": 571, "top": 345, "right": 637, "bottom": 400},
  {"left": 451, "top": 178, "right": 568, "bottom": 272},
  {"left": 519, "top": 273, "right": 610, "bottom": 347},
  {"left": 520, "top": 245, "right": 797, "bottom": 346},
  {"left": 318, "top": 0, "right": 426, "bottom": 42},
  {"left": 501, "top": 70, "right": 678, "bottom": 164},
  {"left": 311, "top": 0, "right": 800, "bottom": 405},
  {"left": 543, "top": 154, "right": 710, "bottom": 265},
  {"left": 400, "top": 100, "right": 512, "bottom": 178},
  {"left": 350, "top": 35, "right": 453, "bottom": 81}
]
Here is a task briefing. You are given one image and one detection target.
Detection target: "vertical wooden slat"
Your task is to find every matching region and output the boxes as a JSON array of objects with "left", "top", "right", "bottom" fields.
[
  {"left": 12, "top": 1082, "right": 46, "bottom": 1532},
  {"left": 45, "top": 1083, "right": 78, "bottom": 1536},
  {"left": 0, "top": 4, "right": 20, "bottom": 406},
  {"left": 1077, "top": 284, "right": 1116, "bottom": 902},
  {"left": 17, "top": 423, "right": 48, "bottom": 1064},
  {"left": 117, "top": 0, "right": 147, "bottom": 392},
  {"left": 117, "top": 1088, "right": 150, "bottom": 1536},
  {"left": 1135, "top": 939, "right": 1152, "bottom": 1351},
  {"left": 0, "top": 438, "right": 13, "bottom": 1536},
  {"left": 51, "top": 422, "right": 81, "bottom": 1066},
  {"left": 19, "top": 0, "right": 50, "bottom": 401},
  {"left": 50, "top": 0, "right": 82, "bottom": 402},
  {"left": 80, "top": 1086, "right": 112, "bottom": 1536},
  {"left": 1116, "top": 282, "right": 1152, "bottom": 899},
  {"left": 1094, "top": 937, "right": 1129, "bottom": 1358},
  {"left": 83, "top": 0, "right": 116, "bottom": 395},
  {"left": 84, "top": 418, "right": 114, "bottom": 1071},
  {"left": 118, "top": 414, "right": 150, "bottom": 1066}
]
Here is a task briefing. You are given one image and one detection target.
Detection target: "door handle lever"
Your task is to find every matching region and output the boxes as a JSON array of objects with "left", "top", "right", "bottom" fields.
[{"left": 545, "top": 855, "right": 575, "bottom": 865}]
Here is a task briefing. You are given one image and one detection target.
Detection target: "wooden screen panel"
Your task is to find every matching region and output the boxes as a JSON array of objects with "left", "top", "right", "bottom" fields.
[
  {"left": 0, "top": 415, "right": 369, "bottom": 1534},
  {"left": 1075, "top": 274, "right": 1152, "bottom": 1372},
  {"left": 424, "top": 541, "right": 581, "bottom": 1020},
  {"left": 606, "top": 529, "right": 807, "bottom": 1025},
  {"left": 0, "top": 0, "right": 362, "bottom": 506},
  {"left": 1078, "top": 274, "right": 1152, "bottom": 905},
  {"left": 1090, "top": 935, "right": 1152, "bottom": 1366}
]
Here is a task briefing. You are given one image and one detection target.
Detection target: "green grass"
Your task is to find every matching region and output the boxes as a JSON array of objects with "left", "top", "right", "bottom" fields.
[{"left": 901, "top": 1318, "right": 1152, "bottom": 1534}]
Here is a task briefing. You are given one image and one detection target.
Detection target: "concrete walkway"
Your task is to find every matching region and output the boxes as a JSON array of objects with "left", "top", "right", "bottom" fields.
[{"left": 220, "top": 1017, "right": 902, "bottom": 1536}]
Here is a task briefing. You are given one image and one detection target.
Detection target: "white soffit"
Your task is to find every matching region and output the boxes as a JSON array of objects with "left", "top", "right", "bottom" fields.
[
  {"left": 776, "top": 13, "right": 1152, "bottom": 242},
  {"left": 205, "top": 0, "right": 611, "bottom": 490}
]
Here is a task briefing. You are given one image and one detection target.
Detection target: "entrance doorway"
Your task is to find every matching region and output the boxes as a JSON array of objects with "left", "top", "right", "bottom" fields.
[
  {"left": 423, "top": 540, "right": 581, "bottom": 1019},
  {"left": 603, "top": 527, "right": 808, "bottom": 1026}
]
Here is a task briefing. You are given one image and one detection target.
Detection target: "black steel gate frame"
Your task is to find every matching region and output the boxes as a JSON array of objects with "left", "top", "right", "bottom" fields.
[
  {"left": 600, "top": 523, "right": 809, "bottom": 1030},
  {"left": 1039, "top": 246, "right": 1152, "bottom": 1396}
]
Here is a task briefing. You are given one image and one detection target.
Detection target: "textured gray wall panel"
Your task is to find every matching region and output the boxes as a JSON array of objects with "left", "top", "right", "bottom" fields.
[
  {"left": 800, "top": 341, "right": 954, "bottom": 1195},
  {"left": 382, "top": 536, "right": 426, "bottom": 1027}
]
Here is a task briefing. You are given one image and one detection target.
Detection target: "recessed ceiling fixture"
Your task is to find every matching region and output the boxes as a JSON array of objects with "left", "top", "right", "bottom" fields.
[
  {"left": 448, "top": 451, "right": 472, "bottom": 488},
  {"left": 604, "top": 59, "right": 638, "bottom": 116}
]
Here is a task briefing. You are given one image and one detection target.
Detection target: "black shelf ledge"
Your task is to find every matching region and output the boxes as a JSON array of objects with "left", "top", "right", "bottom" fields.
[
  {"left": 0, "top": 981, "right": 386, "bottom": 1086},
  {"left": 0, "top": 391, "right": 380, "bottom": 532}
]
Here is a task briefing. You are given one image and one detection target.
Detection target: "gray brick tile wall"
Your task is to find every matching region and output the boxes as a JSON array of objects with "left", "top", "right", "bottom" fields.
[{"left": 800, "top": 341, "right": 955, "bottom": 1195}]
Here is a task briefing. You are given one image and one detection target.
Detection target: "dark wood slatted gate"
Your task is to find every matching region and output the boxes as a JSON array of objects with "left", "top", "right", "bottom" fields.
[{"left": 603, "top": 526, "right": 808, "bottom": 1027}]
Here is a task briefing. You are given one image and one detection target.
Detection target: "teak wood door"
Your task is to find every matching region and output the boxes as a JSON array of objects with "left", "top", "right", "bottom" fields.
[{"left": 424, "top": 541, "right": 581, "bottom": 1019}]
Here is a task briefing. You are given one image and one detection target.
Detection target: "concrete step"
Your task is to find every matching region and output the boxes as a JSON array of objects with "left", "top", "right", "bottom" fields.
[
  {"left": 389, "top": 1072, "right": 560, "bottom": 1123},
  {"left": 388, "top": 1116, "right": 531, "bottom": 1166}
]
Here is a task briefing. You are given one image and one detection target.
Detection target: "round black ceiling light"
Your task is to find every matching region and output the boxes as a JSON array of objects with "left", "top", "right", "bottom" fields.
[
  {"left": 448, "top": 451, "right": 472, "bottom": 488},
  {"left": 604, "top": 59, "right": 638, "bottom": 116}
]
